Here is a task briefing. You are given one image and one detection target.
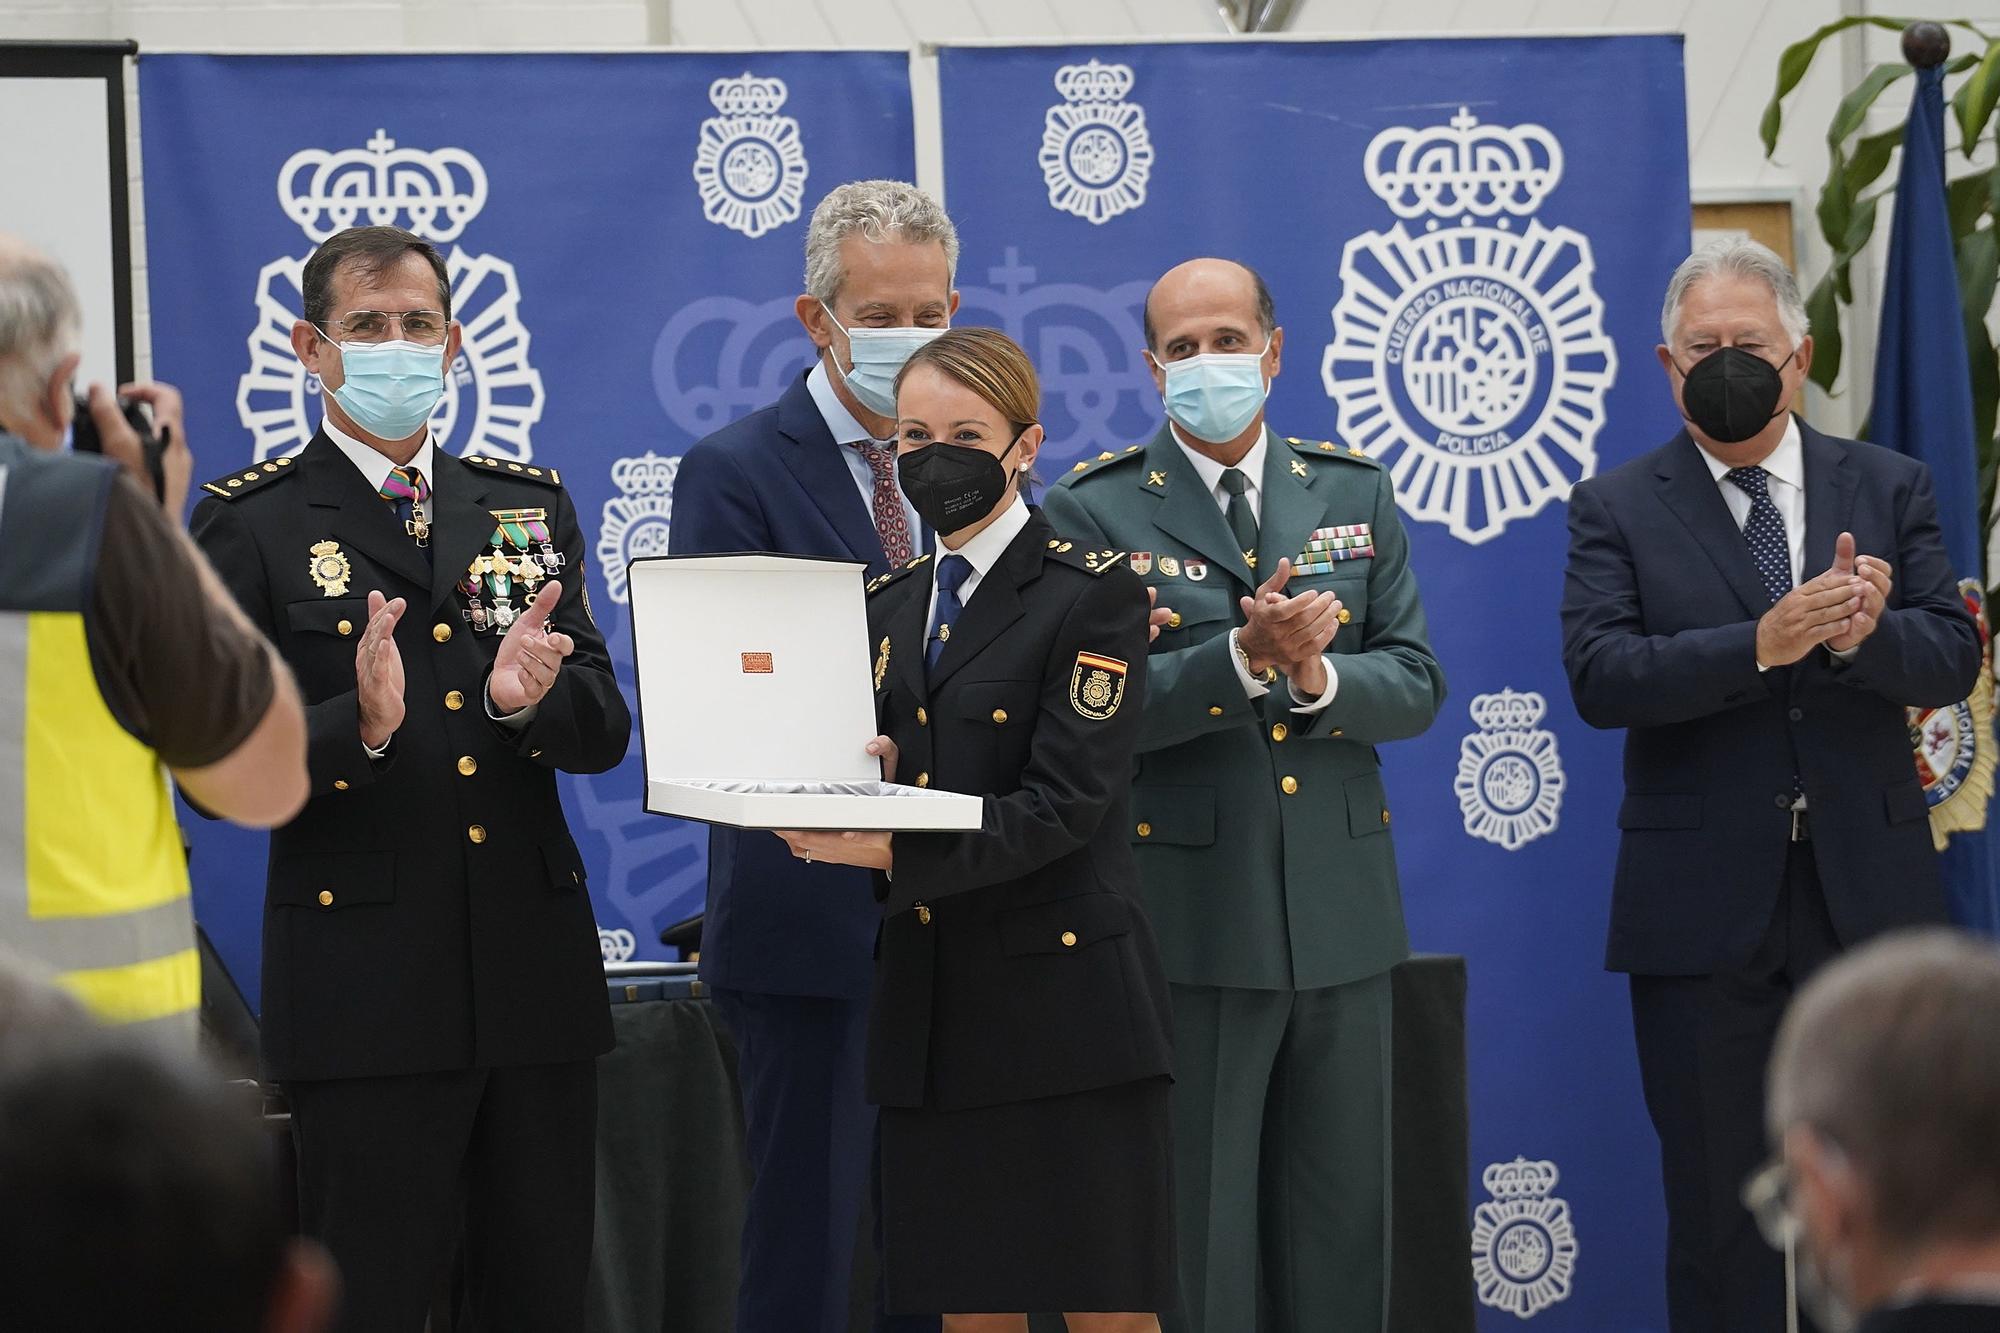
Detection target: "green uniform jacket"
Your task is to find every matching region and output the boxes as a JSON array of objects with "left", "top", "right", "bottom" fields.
[{"left": 1042, "top": 424, "right": 1444, "bottom": 991}]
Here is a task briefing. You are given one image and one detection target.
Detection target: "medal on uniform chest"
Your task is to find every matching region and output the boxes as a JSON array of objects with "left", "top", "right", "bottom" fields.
[
  {"left": 308, "top": 540, "right": 352, "bottom": 597},
  {"left": 460, "top": 508, "right": 554, "bottom": 634},
  {"left": 1185, "top": 559, "right": 1209, "bottom": 582},
  {"left": 1159, "top": 556, "right": 1181, "bottom": 578},
  {"left": 406, "top": 501, "right": 430, "bottom": 548}
]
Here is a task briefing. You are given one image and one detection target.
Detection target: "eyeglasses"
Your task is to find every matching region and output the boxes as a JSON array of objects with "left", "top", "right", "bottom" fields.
[
  {"left": 319, "top": 310, "right": 450, "bottom": 345},
  {"left": 1742, "top": 1155, "right": 1799, "bottom": 1252}
]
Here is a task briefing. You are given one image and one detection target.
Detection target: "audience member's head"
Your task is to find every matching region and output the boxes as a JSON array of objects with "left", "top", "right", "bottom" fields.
[
  {"left": 0, "top": 232, "right": 84, "bottom": 450},
  {"left": 0, "top": 960, "right": 337, "bottom": 1332},
  {"left": 1763, "top": 928, "right": 2000, "bottom": 1327}
]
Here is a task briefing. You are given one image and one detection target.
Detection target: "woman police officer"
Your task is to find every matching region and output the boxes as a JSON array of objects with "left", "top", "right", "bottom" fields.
[{"left": 778, "top": 328, "right": 1177, "bottom": 1332}]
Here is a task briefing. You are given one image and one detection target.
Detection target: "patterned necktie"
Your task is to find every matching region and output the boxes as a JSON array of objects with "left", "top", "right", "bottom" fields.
[
  {"left": 1221, "top": 467, "right": 1259, "bottom": 570},
  {"left": 378, "top": 465, "right": 432, "bottom": 551},
  {"left": 855, "top": 440, "right": 915, "bottom": 567},
  {"left": 927, "top": 554, "right": 972, "bottom": 673},
  {"left": 1724, "top": 466, "right": 1792, "bottom": 604}
]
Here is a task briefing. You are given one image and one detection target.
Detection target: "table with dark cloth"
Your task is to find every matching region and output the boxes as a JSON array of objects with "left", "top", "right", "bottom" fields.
[{"left": 585, "top": 954, "right": 1473, "bottom": 1333}]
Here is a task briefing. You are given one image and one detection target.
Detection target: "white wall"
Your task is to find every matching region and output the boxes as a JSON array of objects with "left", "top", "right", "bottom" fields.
[{"left": 0, "top": 0, "right": 1924, "bottom": 431}]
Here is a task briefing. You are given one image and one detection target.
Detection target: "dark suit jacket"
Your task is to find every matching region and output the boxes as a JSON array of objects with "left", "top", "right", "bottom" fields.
[
  {"left": 1861, "top": 1300, "right": 2000, "bottom": 1332},
  {"left": 191, "top": 434, "right": 630, "bottom": 1081},
  {"left": 1560, "top": 421, "right": 1980, "bottom": 976},
  {"left": 669, "top": 370, "right": 925, "bottom": 999},
  {"left": 863, "top": 510, "right": 1174, "bottom": 1111}
]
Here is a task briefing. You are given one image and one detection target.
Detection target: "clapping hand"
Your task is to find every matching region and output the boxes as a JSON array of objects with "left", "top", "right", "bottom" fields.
[
  {"left": 1824, "top": 531, "right": 1892, "bottom": 654},
  {"left": 1236, "top": 558, "right": 1342, "bottom": 683},
  {"left": 357, "top": 590, "right": 407, "bottom": 750},
  {"left": 490, "top": 580, "right": 574, "bottom": 713}
]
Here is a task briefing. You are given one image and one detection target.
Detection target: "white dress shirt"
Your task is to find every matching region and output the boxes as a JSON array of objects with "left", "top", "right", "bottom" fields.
[
  {"left": 1694, "top": 417, "right": 1805, "bottom": 586},
  {"left": 1171, "top": 425, "right": 1337, "bottom": 713},
  {"left": 322, "top": 417, "right": 533, "bottom": 743},
  {"left": 807, "top": 362, "right": 924, "bottom": 546},
  {"left": 925, "top": 495, "right": 1031, "bottom": 632}
]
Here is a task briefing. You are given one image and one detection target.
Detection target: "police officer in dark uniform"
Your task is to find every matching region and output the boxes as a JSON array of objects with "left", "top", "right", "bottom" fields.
[
  {"left": 190, "top": 225, "right": 630, "bottom": 1333},
  {"left": 780, "top": 328, "right": 1175, "bottom": 1333}
]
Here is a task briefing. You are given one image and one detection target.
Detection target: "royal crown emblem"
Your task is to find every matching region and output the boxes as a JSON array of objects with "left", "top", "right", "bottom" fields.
[
  {"left": 1911, "top": 579, "right": 1996, "bottom": 849},
  {"left": 236, "top": 131, "right": 544, "bottom": 465},
  {"left": 692, "top": 72, "right": 810, "bottom": 240},
  {"left": 1322, "top": 108, "right": 1617, "bottom": 545},
  {"left": 1472, "top": 1157, "right": 1578, "bottom": 1319},
  {"left": 597, "top": 451, "right": 682, "bottom": 606},
  {"left": 1038, "top": 59, "right": 1154, "bottom": 226},
  {"left": 1456, "top": 688, "right": 1565, "bottom": 851}
]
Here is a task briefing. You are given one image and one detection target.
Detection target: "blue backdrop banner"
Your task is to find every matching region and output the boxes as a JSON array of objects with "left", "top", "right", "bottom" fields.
[
  {"left": 936, "top": 35, "right": 1688, "bottom": 1330},
  {"left": 139, "top": 51, "right": 916, "bottom": 1005}
]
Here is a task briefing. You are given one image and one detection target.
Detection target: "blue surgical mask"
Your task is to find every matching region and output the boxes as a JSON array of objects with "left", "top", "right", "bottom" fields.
[
  {"left": 1157, "top": 340, "right": 1272, "bottom": 445},
  {"left": 321, "top": 335, "right": 446, "bottom": 441},
  {"left": 821, "top": 302, "right": 946, "bottom": 418}
]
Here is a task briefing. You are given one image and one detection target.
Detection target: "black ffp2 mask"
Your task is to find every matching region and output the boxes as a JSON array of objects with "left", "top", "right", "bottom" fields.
[
  {"left": 898, "top": 434, "right": 1023, "bottom": 537},
  {"left": 1676, "top": 345, "right": 1794, "bottom": 444}
]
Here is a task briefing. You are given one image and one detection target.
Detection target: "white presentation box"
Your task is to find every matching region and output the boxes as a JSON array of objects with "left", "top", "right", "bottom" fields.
[{"left": 627, "top": 553, "right": 984, "bottom": 832}]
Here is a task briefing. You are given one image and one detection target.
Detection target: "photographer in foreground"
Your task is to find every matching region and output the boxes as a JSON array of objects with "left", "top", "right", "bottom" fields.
[{"left": 0, "top": 233, "right": 307, "bottom": 1042}]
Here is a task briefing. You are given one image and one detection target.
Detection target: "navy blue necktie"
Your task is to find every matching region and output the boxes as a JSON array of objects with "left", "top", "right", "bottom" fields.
[
  {"left": 927, "top": 554, "right": 972, "bottom": 673},
  {"left": 1724, "top": 465, "right": 1792, "bottom": 604}
]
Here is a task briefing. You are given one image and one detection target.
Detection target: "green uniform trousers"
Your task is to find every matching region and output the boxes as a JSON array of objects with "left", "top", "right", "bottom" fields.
[{"left": 1167, "top": 971, "right": 1393, "bottom": 1333}]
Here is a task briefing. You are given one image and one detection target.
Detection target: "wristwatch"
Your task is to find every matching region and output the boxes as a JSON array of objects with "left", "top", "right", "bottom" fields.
[{"left": 1231, "top": 629, "right": 1278, "bottom": 686}]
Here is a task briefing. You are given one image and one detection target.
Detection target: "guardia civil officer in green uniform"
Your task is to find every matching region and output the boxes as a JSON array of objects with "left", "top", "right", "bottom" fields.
[{"left": 1042, "top": 258, "right": 1445, "bottom": 1333}]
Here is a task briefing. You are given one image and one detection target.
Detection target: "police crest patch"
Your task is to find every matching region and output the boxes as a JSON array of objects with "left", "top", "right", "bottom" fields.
[
  {"left": 1070, "top": 652, "right": 1128, "bottom": 721},
  {"left": 1911, "top": 579, "right": 1996, "bottom": 851}
]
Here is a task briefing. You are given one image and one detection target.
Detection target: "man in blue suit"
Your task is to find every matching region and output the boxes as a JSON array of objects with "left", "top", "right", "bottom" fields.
[
  {"left": 667, "top": 179, "right": 956, "bottom": 1333},
  {"left": 1561, "top": 238, "right": 1982, "bottom": 1333}
]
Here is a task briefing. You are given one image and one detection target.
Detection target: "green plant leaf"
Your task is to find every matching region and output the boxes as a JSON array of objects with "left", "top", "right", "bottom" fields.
[
  {"left": 1960, "top": 228, "right": 2000, "bottom": 448},
  {"left": 1843, "top": 193, "right": 1883, "bottom": 264},
  {"left": 1830, "top": 63, "right": 1913, "bottom": 145},
  {"left": 1848, "top": 125, "right": 1906, "bottom": 195},
  {"left": 1949, "top": 171, "right": 1990, "bottom": 238},
  {"left": 1764, "top": 15, "right": 1918, "bottom": 156},
  {"left": 1806, "top": 272, "right": 1844, "bottom": 392},
  {"left": 1818, "top": 141, "right": 1854, "bottom": 261},
  {"left": 1956, "top": 37, "right": 2000, "bottom": 154}
]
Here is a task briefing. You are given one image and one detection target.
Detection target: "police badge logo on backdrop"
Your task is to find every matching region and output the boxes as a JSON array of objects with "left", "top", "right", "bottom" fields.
[
  {"left": 1322, "top": 108, "right": 1618, "bottom": 546},
  {"left": 236, "top": 131, "right": 546, "bottom": 465},
  {"left": 1471, "top": 1157, "right": 1579, "bottom": 1320}
]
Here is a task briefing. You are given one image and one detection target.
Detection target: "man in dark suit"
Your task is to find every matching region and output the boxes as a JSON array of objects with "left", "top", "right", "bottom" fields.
[
  {"left": 192, "top": 225, "right": 631, "bottom": 1333},
  {"left": 1561, "top": 237, "right": 1981, "bottom": 1333},
  {"left": 1763, "top": 930, "right": 2000, "bottom": 1333},
  {"left": 667, "top": 179, "right": 955, "bottom": 1333}
]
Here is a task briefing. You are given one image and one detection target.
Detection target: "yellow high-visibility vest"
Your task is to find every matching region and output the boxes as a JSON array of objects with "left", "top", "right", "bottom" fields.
[{"left": 0, "top": 438, "right": 197, "bottom": 1042}]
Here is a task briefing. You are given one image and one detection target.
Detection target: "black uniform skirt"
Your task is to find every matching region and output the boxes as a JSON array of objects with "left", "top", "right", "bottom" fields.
[{"left": 879, "top": 1074, "right": 1177, "bottom": 1315}]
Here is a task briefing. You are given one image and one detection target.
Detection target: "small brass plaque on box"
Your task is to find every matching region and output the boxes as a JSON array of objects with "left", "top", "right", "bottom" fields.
[{"left": 740, "top": 652, "right": 775, "bottom": 674}]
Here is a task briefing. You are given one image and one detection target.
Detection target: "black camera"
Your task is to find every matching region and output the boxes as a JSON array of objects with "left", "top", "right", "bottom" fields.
[{"left": 71, "top": 392, "right": 168, "bottom": 501}]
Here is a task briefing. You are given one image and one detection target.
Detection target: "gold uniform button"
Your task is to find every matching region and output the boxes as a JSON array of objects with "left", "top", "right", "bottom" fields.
[
  {"left": 1136, "top": 822, "right": 1153, "bottom": 838},
  {"left": 1331, "top": 728, "right": 1345, "bottom": 738},
  {"left": 1382, "top": 809, "right": 1392, "bottom": 826},
  {"left": 457, "top": 756, "right": 477, "bottom": 776},
  {"left": 1060, "top": 931, "right": 1078, "bottom": 948},
  {"left": 433, "top": 623, "right": 453, "bottom": 643},
  {"left": 317, "top": 890, "right": 333, "bottom": 907},
  {"left": 1271, "top": 723, "right": 1289, "bottom": 743},
  {"left": 333, "top": 779, "right": 350, "bottom": 791},
  {"left": 915, "top": 772, "right": 930, "bottom": 788},
  {"left": 917, "top": 707, "right": 928, "bottom": 726},
  {"left": 1167, "top": 612, "right": 1183, "bottom": 629},
  {"left": 467, "top": 824, "right": 487, "bottom": 844},
  {"left": 1337, "top": 608, "right": 1352, "bottom": 624},
  {"left": 1208, "top": 705, "right": 1224, "bottom": 717},
  {"left": 991, "top": 709, "right": 1008, "bottom": 725},
  {"left": 916, "top": 905, "right": 932, "bottom": 925},
  {"left": 336, "top": 619, "right": 353, "bottom": 636},
  {"left": 445, "top": 690, "right": 465, "bottom": 711},
  {"left": 1281, "top": 775, "right": 1300, "bottom": 795}
]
